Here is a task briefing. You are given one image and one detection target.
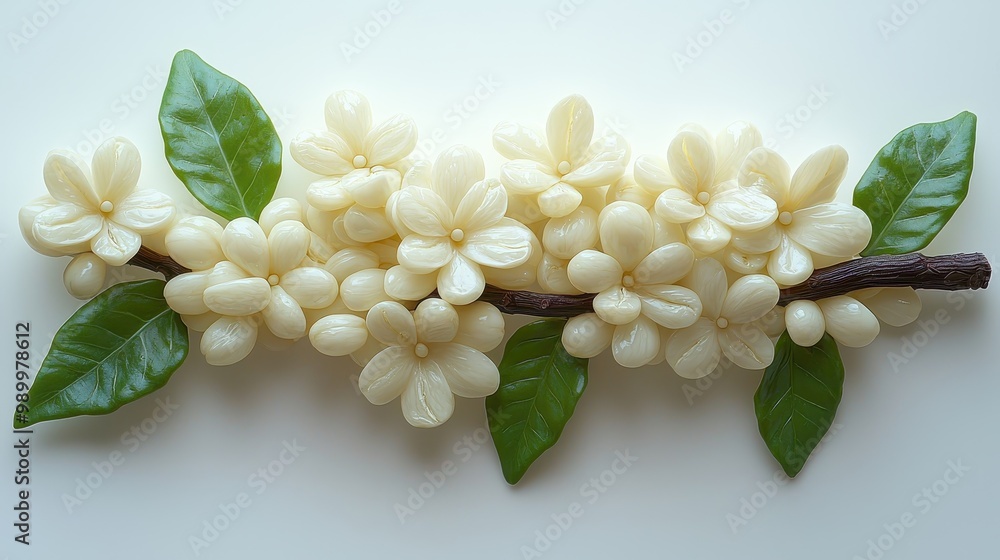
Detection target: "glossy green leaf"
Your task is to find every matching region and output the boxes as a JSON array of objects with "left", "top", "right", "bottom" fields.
[
  {"left": 855, "top": 111, "right": 977, "bottom": 256},
  {"left": 754, "top": 332, "right": 843, "bottom": 477},
  {"left": 14, "top": 280, "right": 188, "bottom": 428},
  {"left": 487, "top": 320, "right": 588, "bottom": 485},
  {"left": 159, "top": 49, "right": 281, "bottom": 221}
]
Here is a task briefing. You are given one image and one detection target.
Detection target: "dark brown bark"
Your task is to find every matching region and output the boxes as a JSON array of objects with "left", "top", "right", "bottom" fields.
[{"left": 128, "top": 246, "right": 191, "bottom": 280}]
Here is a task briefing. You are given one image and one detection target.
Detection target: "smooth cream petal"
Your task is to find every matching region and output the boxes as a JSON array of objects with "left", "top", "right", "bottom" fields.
[
  {"left": 307, "top": 179, "right": 354, "bottom": 211},
  {"left": 852, "top": 287, "right": 922, "bottom": 327},
  {"left": 538, "top": 253, "right": 582, "bottom": 295},
  {"left": 432, "top": 343, "right": 499, "bottom": 398},
  {"left": 706, "top": 187, "right": 778, "bottom": 231},
  {"left": 633, "top": 242, "right": 695, "bottom": 286},
  {"left": 364, "top": 114, "right": 417, "bottom": 166},
  {"left": 599, "top": 201, "right": 654, "bottom": 271},
  {"left": 756, "top": 306, "right": 787, "bottom": 338},
  {"left": 414, "top": 298, "right": 460, "bottom": 343},
  {"left": 546, "top": 94, "right": 594, "bottom": 166},
  {"left": 633, "top": 155, "right": 675, "bottom": 194},
  {"left": 542, "top": 206, "right": 599, "bottom": 260},
  {"left": 667, "top": 130, "right": 715, "bottom": 193},
  {"left": 562, "top": 133, "right": 629, "bottom": 188},
  {"left": 607, "top": 175, "right": 657, "bottom": 208},
  {"left": 341, "top": 269, "right": 391, "bottom": 312},
  {"left": 505, "top": 192, "right": 547, "bottom": 225},
  {"left": 309, "top": 314, "right": 368, "bottom": 356},
  {"left": 681, "top": 258, "right": 728, "bottom": 320},
  {"left": 33, "top": 203, "right": 103, "bottom": 248},
  {"left": 654, "top": 188, "right": 706, "bottom": 224},
  {"left": 498, "top": 160, "right": 559, "bottom": 195},
  {"left": 384, "top": 265, "right": 437, "bottom": 301},
  {"left": 652, "top": 213, "right": 687, "bottom": 247},
  {"left": 788, "top": 145, "right": 849, "bottom": 209},
  {"left": 721, "top": 275, "right": 781, "bottom": 324},
  {"left": 325, "top": 90, "right": 372, "bottom": 154},
  {"left": 90, "top": 221, "right": 141, "bottom": 266},
  {"left": 452, "top": 302, "right": 505, "bottom": 352},
  {"left": 665, "top": 318, "right": 722, "bottom": 379},
  {"left": 460, "top": 223, "right": 533, "bottom": 269},
  {"left": 207, "top": 261, "right": 250, "bottom": 287},
  {"left": 43, "top": 150, "right": 98, "bottom": 207},
  {"left": 567, "top": 250, "right": 623, "bottom": 293},
  {"left": 280, "top": 267, "right": 338, "bottom": 309},
  {"left": 350, "top": 168, "right": 402, "bottom": 209},
  {"left": 291, "top": 131, "right": 355, "bottom": 176},
  {"left": 91, "top": 137, "right": 140, "bottom": 204},
  {"left": 593, "top": 287, "right": 642, "bottom": 326},
  {"left": 262, "top": 286, "right": 307, "bottom": 339},
  {"left": 325, "top": 248, "right": 380, "bottom": 280},
  {"left": 182, "top": 312, "right": 221, "bottom": 333},
  {"left": 731, "top": 224, "right": 781, "bottom": 254},
  {"left": 201, "top": 316, "right": 259, "bottom": 366},
  {"left": 204, "top": 277, "right": 272, "bottom": 316},
  {"left": 724, "top": 248, "right": 769, "bottom": 275},
  {"left": 165, "top": 217, "right": 225, "bottom": 271},
  {"left": 785, "top": 300, "right": 826, "bottom": 347},
  {"left": 787, "top": 203, "right": 872, "bottom": 258},
  {"left": 537, "top": 183, "right": 584, "bottom": 218},
  {"left": 342, "top": 205, "right": 396, "bottom": 243},
  {"left": 259, "top": 198, "right": 304, "bottom": 234},
  {"left": 397, "top": 235, "right": 455, "bottom": 274},
  {"left": 562, "top": 313, "right": 614, "bottom": 359},
  {"left": 432, "top": 145, "right": 486, "bottom": 209},
  {"left": 366, "top": 300, "right": 417, "bottom": 346},
  {"left": 221, "top": 218, "right": 270, "bottom": 278},
  {"left": 612, "top": 316, "right": 661, "bottom": 368},
  {"left": 455, "top": 179, "right": 507, "bottom": 233},
  {"left": 436, "top": 254, "right": 485, "bottom": 306},
  {"left": 719, "top": 325, "right": 775, "bottom": 370},
  {"left": 164, "top": 271, "right": 212, "bottom": 315},
  {"left": 715, "top": 122, "right": 763, "bottom": 182},
  {"left": 636, "top": 285, "right": 703, "bottom": 329},
  {"left": 685, "top": 214, "right": 732, "bottom": 255},
  {"left": 738, "top": 147, "right": 790, "bottom": 207},
  {"left": 395, "top": 186, "right": 453, "bottom": 237},
  {"left": 819, "top": 296, "right": 880, "bottom": 348},
  {"left": 768, "top": 234, "right": 815, "bottom": 287},
  {"left": 493, "top": 121, "right": 552, "bottom": 163},
  {"left": 401, "top": 361, "right": 455, "bottom": 428},
  {"left": 19, "top": 196, "right": 88, "bottom": 256},
  {"left": 267, "top": 221, "right": 311, "bottom": 275},
  {"left": 359, "top": 347, "right": 413, "bottom": 404},
  {"left": 63, "top": 253, "right": 108, "bottom": 300}
]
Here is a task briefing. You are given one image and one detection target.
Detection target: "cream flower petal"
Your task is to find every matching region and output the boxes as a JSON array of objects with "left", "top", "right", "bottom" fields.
[
  {"left": 280, "top": 267, "right": 338, "bottom": 309},
  {"left": 499, "top": 160, "right": 559, "bottom": 195},
  {"left": 436, "top": 253, "right": 485, "bottom": 306},
  {"left": 715, "top": 122, "right": 763, "bottom": 182},
  {"left": 505, "top": 192, "right": 547, "bottom": 225},
  {"left": 455, "top": 179, "right": 507, "bottom": 232},
  {"left": 685, "top": 214, "right": 732, "bottom": 255},
  {"left": 359, "top": 346, "right": 413, "bottom": 404},
  {"left": 666, "top": 318, "right": 722, "bottom": 379},
  {"left": 90, "top": 221, "right": 141, "bottom": 266},
  {"left": 267, "top": 221, "right": 311, "bottom": 275},
  {"left": 341, "top": 269, "right": 390, "bottom": 312},
  {"left": 366, "top": 301, "right": 417, "bottom": 346},
  {"left": 306, "top": 178, "right": 354, "bottom": 212},
  {"left": 350, "top": 168, "right": 402, "bottom": 209},
  {"left": 562, "top": 314, "right": 614, "bottom": 359},
  {"left": 788, "top": 145, "right": 849, "bottom": 209},
  {"left": 599, "top": 201, "right": 653, "bottom": 271},
  {"left": 262, "top": 286, "right": 307, "bottom": 339},
  {"left": 207, "top": 260, "right": 250, "bottom": 286},
  {"left": 719, "top": 325, "right": 774, "bottom": 370},
  {"left": 384, "top": 265, "right": 437, "bottom": 301},
  {"left": 221, "top": 218, "right": 270, "bottom": 278},
  {"left": 43, "top": 150, "right": 98, "bottom": 207},
  {"left": 19, "top": 196, "right": 88, "bottom": 256},
  {"left": 768, "top": 233, "right": 814, "bottom": 287},
  {"left": 633, "top": 155, "right": 674, "bottom": 194},
  {"left": 567, "top": 250, "right": 623, "bottom": 293},
  {"left": 325, "top": 90, "right": 372, "bottom": 154},
  {"left": 395, "top": 187, "right": 453, "bottom": 237},
  {"left": 453, "top": 302, "right": 505, "bottom": 352},
  {"left": 259, "top": 198, "right": 304, "bottom": 234},
  {"left": 537, "top": 183, "right": 584, "bottom": 218},
  {"left": 636, "top": 285, "right": 703, "bottom": 329},
  {"left": 612, "top": 316, "right": 660, "bottom": 368},
  {"left": 90, "top": 137, "right": 140, "bottom": 205},
  {"left": 546, "top": 94, "right": 594, "bottom": 166},
  {"left": 493, "top": 121, "right": 552, "bottom": 163},
  {"left": 326, "top": 248, "right": 380, "bottom": 280},
  {"left": 633, "top": 242, "right": 695, "bottom": 286},
  {"left": 607, "top": 175, "right": 656, "bottom": 208},
  {"left": 654, "top": 188, "right": 706, "bottom": 224},
  {"left": 397, "top": 235, "right": 455, "bottom": 274},
  {"left": 852, "top": 288, "right": 921, "bottom": 327},
  {"left": 402, "top": 361, "right": 455, "bottom": 428},
  {"left": 309, "top": 314, "right": 369, "bottom": 357},
  {"left": 787, "top": 203, "right": 872, "bottom": 258},
  {"left": 819, "top": 296, "right": 880, "bottom": 348},
  {"left": 343, "top": 205, "right": 396, "bottom": 243},
  {"left": 110, "top": 190, "right": 175, "bottom": 235},
  {"left": 562, "top": 134, "right": 629, "bottom": 188},
  {"left": 739, "top": 147, "right": 791, "bottom": 208},
  {"left": 432, "top": 145, "right": 485, "bottom": 209},
  {"left": 204, "top": 278, "right": 272, "bottom": 316},
  {"left": 707, "top": 187, "right": 778, "bottom": 231},
  {"left": 460, "top": 223, "right": 533, "bottom": 269},
  {"left": 721, "top": 275, "right": 780, "bottom": 324},
  {"left": 724, "top": 249, "right": 769, "bottom": 275},
  {"left": 785, "top": 300, "right": 826, "bottom": 347},
  {"left": 667, "top": 130, "right": 715, "bottom": 194},
  {"left": 484, "top": 258, "right": 538, "bottom": 290},
  {"left": 363, "top": 114, "right": 417, "bottom": 166},
  {"left": 32, "top": 203, "right": 103, "bottom": 248},
  {"left": 432, "top": 343, "right": 500, "bottom": 398},
  {"left": 538, "top": 253, "right": 581, "bottom": 295},
  {"left": 542, "top": 207, "right": 598, "bottom": 260},
  {"left": 682, "top": 258, "right": 728, "bottom": 320},
  {"left": 731, "top": 224, "right": 781, "bottom": 254},
  {"left": 290, "top": 131, "right": 355, "bottom": 176},
  {"left": 414, "top": 299, "right": 460, "bottom": 343},
  {"left": 593, "top": 287, "right": 642, "bottom": 326},
  {"left": 201, "top": 316, "right": 259, "bottom": 366},
  {"left": 756, "top": 306, "right": 787, "bottom": 339},
  {"left": 164, "top": 272, "right": 211, "bottom": 315}
]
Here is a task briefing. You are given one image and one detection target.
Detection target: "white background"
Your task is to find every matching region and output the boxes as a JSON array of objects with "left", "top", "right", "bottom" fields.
[{"left": 1, "top": 0, "right": 998, "bottom": 558}]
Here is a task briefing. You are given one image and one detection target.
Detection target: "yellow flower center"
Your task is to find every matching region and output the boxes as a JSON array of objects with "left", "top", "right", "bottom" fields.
[
  {"left": 450, "top": 228, "right": 465, "bottom": 242},
  {"left": 557, "top": 160, "right": 572, "bottom": 175},
  {"left": 267, "top": 274, "right": 280, "bottom": 286},
  {"left": 100, "top": 200, "right": 114, "bottom": 213},
  {"left": 414, "top": 343, "right": 429, "bottom": 359},
  {"left": 779, "top": 211, "right": 793, "bottom": 226},
  {"left": 696, "top": 192, "right": 711, "bottom": 205},
  {"left": 352, "top": 154, "right": 368, "bottom": 168},
  {"left": 622, "top": 274, "right": 635, "bottom": 288},
  {"left": 716, "top": 317, "right": 729, "bottom": 329}
]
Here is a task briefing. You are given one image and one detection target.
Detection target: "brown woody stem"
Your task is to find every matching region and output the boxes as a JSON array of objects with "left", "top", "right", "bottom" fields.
[{"left": 128, "top": 248, "right": 991, "bottom": 317}]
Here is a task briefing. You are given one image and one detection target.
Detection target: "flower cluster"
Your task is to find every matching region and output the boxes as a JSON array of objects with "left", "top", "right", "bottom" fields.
[{"left": 20, "top": 92, "right": 923, "bottom": 427}]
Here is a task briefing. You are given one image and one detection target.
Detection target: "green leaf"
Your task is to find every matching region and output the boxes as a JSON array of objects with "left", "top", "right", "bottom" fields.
[
  {"left": 14, "top": 280, "right": 188, "bottom": 428},
  {"left": 855, "top": 111, "right": 977, "bottom": 256},
  {"left": 158, "top": 49, "right": 282, "bottom": 221},
  {"left": 754, "top": 332, "right": 843, "bottom": 477},
  {"left": 487, "top": 320, "right": 588, "bottom": 485}
]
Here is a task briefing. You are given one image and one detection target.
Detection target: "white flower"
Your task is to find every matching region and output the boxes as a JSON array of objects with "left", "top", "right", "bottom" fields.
[
  {"left": 637, "top": 123, "right": 777, "bottom": 255},
  {"left": 29, "top": 137, "right": 175, "bottom": 266},
  {"left": 563, "top": 201, "right": 702, "bottom": 367},
  {"left": 358, "top": 300, "right": 503, "bottom": 428},
  {"left": 62, "top": 253, "right": 107, "bottom": 300},
  {"left": 385, "top": 146, "right": 534, "bottom": 305},
  {"left": 784, "top": 288, "right": 920, "bottom": 348},
  {"left": 665, "top": 258, "right": 780, "bottom": 378},
  {"left": 164, "top": 218, "right": 338, "bottom": 366},
  {"left": 291, "top": 90, "right": 417, "bottom": 244},
  {"left": 734, "top": 146, "right": 872, "bottom": 285},
  {"left": 852, "top": 287, "right": 922, "bottom": 327},
  {"left": 495, "top": 94, "right": 629, "bottom": 218}
]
